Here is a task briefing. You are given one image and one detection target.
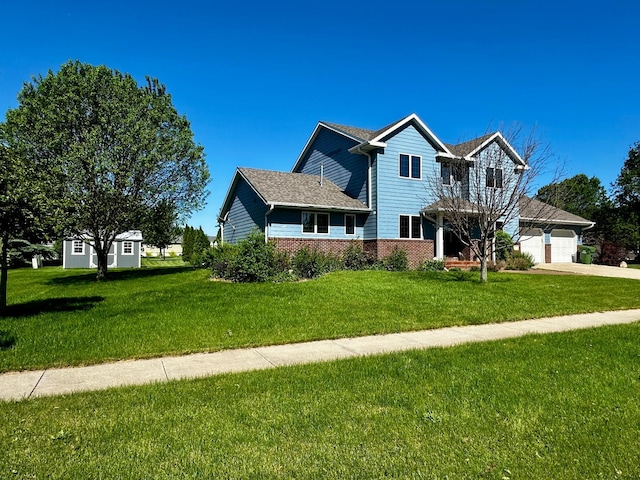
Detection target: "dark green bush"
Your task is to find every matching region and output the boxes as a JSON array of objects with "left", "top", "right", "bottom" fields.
[
  {"left": 207, "top": 243, "right": 238, "bottom": 278},
  {"left": 342, "top": 243, "right": 375, "bottom": 270},
  {"left": 227, "top": 229, "right": 282, "bottom": 282},
  {"left": 494, "top": 230, "right": 514, "bottom": 261},
  {"left": 292, "top": 246, "right": 328, "bottom": 279},
  {"left": 505, "top": 251, "right": 535, "bottom": 270},
  {"left": 383, "top": 246, "right": 408, "bottom": 271},
  {"left": 418, "top": 259, "right": 446, "bottom": 272}
]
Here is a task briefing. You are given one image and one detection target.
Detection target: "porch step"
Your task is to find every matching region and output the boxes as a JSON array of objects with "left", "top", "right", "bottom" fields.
[{"left": 445, "top": 260, "right": 480, "bottom": 270}]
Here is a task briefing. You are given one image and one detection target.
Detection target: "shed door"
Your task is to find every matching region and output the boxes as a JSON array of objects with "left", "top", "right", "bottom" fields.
[
  {"left": 551, "top": 229, "right": 576, "bottom": 263},
  {"left": 90, "top": 244, "right": 117, "bottom": 268},
  {"left": 519, "top": 229, "right": 544, "bottom": 264}
]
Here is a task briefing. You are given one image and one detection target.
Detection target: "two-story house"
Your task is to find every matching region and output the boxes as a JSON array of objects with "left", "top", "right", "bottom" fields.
[{"left": 218, "top": 114, "right": 593, "bottom": 266}]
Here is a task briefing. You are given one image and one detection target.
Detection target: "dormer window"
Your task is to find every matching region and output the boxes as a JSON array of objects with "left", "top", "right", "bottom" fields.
[
  {"left": 399, "top": 154, "right": 421, "bottom": 179},
  {"left": 486, "top": 167, "right": 503, "bottom": 188}
]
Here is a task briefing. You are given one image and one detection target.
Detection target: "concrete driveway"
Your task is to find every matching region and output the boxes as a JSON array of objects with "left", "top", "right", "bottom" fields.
[{"left": 534, "top": 262, "right": 640, "bottom": 280}]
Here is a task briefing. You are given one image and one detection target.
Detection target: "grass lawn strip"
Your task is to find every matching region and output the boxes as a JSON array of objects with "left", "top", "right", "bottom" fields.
[
  {"left": 1, "top": 323, "right": 638, "bottom": 478},
  {"left": 2, "top": 267, "right": 640, "bottom": 372}
]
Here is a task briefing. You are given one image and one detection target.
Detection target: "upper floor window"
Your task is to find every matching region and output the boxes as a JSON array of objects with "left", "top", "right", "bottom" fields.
[
  {"left": 72, "top": 240, "right": 84, "bottom": 255},
  {"left": 302, "top": 212, "right": 329, "bottom": 234},
  {"left": 442, "top": 161, "right": 466, "bottom": 185},
  {"left": 399, "top": 215, "right": 421, "bottom": 239},
  {"left": 486, "top": 167, "right": 503, "bottom": 188},
  {"left": 122, "top": 241, "right": 134, "bottom": 255},
  {"left": 399, "top": 154, "right": 421, "bottom": 179},
  {"left": 345, "top": 214, "right": 356, "bottom": 235}
]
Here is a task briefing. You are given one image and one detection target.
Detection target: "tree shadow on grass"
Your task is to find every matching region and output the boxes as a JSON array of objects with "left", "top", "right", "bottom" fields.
[
  {"left": 0, "top": 330, "right": 16, "bottom": 350},
  {"left": 48, "top": 266, "right": 194, "bottom": 286},
  {"left": 2, "top": 296, "right": 105, "bottom": 319}
]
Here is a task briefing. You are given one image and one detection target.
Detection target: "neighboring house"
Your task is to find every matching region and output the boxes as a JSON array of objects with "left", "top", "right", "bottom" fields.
[
  {"left": 63, "top": 230, "right": 143, "bottom": 269},
  {"left": 218, "top": 114, "right": 593, "bottom": 266},
  {"left": 143, "top": 236, "right": 183, "bottom": 258}
]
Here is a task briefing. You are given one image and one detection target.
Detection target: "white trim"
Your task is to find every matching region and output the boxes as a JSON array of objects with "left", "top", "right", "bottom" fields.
[
  {"left": 71, "top": 240, "right": 85, "bottom": 255},
  {"left": 301, "top": 211, "right": 331, "bottom": 235},
  {"left": 466, "top": 132, "right": 526, "bottom": 167},
  {"left": 398, "top": 153, "right": 422, "bottom": 180},
  {"left": 122, "top": 240, "right": 134, "bottom": 255},
  {"left": 399, "top": 214, "right": 422, "bottom": 240},
  {"left": 345, "top": 214, "right": 356, "bottom": 236}
]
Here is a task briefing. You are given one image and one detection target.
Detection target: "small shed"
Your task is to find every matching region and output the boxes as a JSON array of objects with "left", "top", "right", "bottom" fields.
[{"left": 63, "top": 230, "right": 143, "bottom": 269}]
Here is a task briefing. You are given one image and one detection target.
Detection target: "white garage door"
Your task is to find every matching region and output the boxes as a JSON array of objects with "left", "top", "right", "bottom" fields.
[
  {"left": 519, "top": 229, "right": 544, "bottom": 264},
  {"left": 551, "top": 229, "right": 576, "bottom": 263}
]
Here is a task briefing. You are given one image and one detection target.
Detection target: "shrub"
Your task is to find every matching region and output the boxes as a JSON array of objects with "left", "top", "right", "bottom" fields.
[
  {"left": 494, "top": 230, "right": 514, "bottom": 261},
  {"left": 342, "top": 243, "right": 375, "bottom": 270},
  {"left": 292, "top": 247, "right": 334, "bottom": 279},
  {"left": 227, "top": 229, "right": 282, "bottom": 282},
  {"left": 488, "top": 260, "right": 506, "bottom": 272},
  {"left": 206, "top": 243, "right": 238, "bottom": 278},
  {"left": 505, "top": 251, "right": 535, "bottom": 270},
  {"left": 383, "top": 246, "right": 408, "bottom": 271},
  {"left": 418, "top": 259, "right": 446, "bottom": 272},
  {"left": 597, "top": 241, "right": 626, "bottom": 266}
]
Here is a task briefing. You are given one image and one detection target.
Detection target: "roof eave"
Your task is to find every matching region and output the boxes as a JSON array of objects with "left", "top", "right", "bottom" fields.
[
  {"left": 348, "top": 141, "right": 387, "bottom": 154},
  {"left": 272, "top": 201, "right": 371, "bottom": 212},
  {"left": 519, "top": 217, "right": 595, "bottom": 227}
]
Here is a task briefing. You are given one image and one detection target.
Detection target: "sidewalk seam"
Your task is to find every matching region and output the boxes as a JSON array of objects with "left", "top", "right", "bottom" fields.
[{"left": 28, "top": 370, "right": 47, "bottom": 399}]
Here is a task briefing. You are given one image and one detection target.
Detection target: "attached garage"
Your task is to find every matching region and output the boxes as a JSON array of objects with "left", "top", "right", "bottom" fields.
[
  {"left": 550, "top": 229, "right": 577, "bottom": 263},
  {"left": 519, "top": 228, "right": 545, "bottom": 264}
]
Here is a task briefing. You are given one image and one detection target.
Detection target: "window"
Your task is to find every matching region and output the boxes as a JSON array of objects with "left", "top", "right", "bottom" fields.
[
  {"left": 486, "top": 167, "right": 503, "bottom": 188},
  {"left": 399, "top": 154, "right": 421, "bottom": 179},
  {"left": 122, "top": 241, "right": 134, "bottom": 255},
  {"left": 72, "top": 240, "right": 84, "bottom": 255},
  {"left": 302, "top": 212, "right": 330, "bottom": 234},
  {"left": 441, "top": 162, "right": 451, "bottom": 185},
  {"left": 399, "top": 215, "right": 422, "bottom": 239},
  {"left": 345, "top": 214, "right": 356, "bottom": 235}
]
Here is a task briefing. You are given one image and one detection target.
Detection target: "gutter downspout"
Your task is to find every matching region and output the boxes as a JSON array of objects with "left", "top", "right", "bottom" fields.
[{"left": 265, "top": 204, "right": 275, "bottom": 243}]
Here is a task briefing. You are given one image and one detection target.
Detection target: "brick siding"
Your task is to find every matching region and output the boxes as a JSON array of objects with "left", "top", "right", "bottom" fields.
[{"left": 272, "top": 238, "right": 434, "bottom": 268}]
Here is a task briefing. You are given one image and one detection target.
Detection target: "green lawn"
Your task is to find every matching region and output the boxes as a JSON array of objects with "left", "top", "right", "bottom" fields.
[
  {"left": 2, "top": 266, "right": 640, "bottom": 372},
  {"left": 1, "top": 323, "right": 638, "bottom": 478}
]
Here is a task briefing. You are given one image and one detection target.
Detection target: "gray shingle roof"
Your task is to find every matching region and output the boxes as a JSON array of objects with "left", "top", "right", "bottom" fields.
[
  {"left": 321, "top": 122, "right": 377, "bottom": 142},
  {"left": 238, "top": 167, "right": 369, "bottom": 211},
  {"left": 445, "top": 133, "right": 496, "bottom": 157},
  {"left": 519, "top": 196, "right": 594, "bottom": 225}
]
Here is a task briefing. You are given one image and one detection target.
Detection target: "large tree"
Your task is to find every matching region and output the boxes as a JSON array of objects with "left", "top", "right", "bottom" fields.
[
  {"left": 0, "top": 141, "right": 53, "bottom": 311},
  {"left": 536, "top": 173, "right": 609, "bottom": 222},
  {"left": 425, "top": 125, "right": 556, "bottom": 283},
  {"left": 611, "top": 142, "right": 640, "bottom": 255},
  {"left": 3, "top": 61, "right": 209, "bottom": 279},
  {"left": 141, "top": 199, "right": 181, "bottom": 259}
]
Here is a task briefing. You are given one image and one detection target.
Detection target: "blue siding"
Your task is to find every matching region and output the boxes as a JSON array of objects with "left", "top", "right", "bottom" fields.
[
  {"left": 375, "top": 124, "right": 438, "bottom": 239},
  {"left": 268, "top": 208, "right": 366, "bottom": 239},
  {"left": 295, "top": 127, "right": 369, "bottom": 204},
  {"left": 224, "top": 177, "right": 268, "bottom": 244}
]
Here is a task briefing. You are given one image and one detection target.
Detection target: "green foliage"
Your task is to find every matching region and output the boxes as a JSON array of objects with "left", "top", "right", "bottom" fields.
[
  {"left": 505, "top": 251, "right": 535, "bottom": 270},
  {"left": 3, "top": 60, "right": 209, "bottom": 280},
  {"left": 382, "top": 246, "right": 408, "bottom": 271},
  {"left": 6, "top": 240, "right": 55, "bottom": 268},
  {"left": 291, "top": 247, "right": 340, "bottom": 279},
  {"left": 227, "top": 229, "right": 281, "bottom": 282},
  {"left": 536, "top": 174, "right": 610, "bottom": 221},
  {"left": 190, "top": 227, "right": 211, "bottom": 266},
  {"left": 181, "top": 225, "right": 195, "bottom": 263},
  {"left": 494, "top": 230, "right": 514, "bottom": 261},
  {"left": 418, "top": 259, "right": 446, "bottom": 271},
  {"left": 614, "top": 141, "right": 640, "bottom": 209},
  {"left": 342, "top": 242, "right": 375, "bottom": 270},
  {"left": 207, "top": 243, "right": 238, "bottom": 278},
  {"left": 141, "top": 199, "right": 181, "bottom": 258}
]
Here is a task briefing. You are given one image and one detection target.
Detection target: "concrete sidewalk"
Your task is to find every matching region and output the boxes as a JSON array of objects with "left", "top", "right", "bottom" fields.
[{"left": 2, "top": 309, "right": 639, "bottom": 402}]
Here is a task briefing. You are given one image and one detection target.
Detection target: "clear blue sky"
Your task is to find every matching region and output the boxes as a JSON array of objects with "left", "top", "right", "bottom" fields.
[{"left": 2, "top": 0, "right": 639, "bottom": 235}]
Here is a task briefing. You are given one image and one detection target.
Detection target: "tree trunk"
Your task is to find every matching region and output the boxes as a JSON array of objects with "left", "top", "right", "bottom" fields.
[
  {"left": 96, "top": 247, "right": 109, "bottom": 281},
  {"left": 479, "top": 239, "right": 489, "bottom": 284},
  {"left": 0, "top": 234, "right": 8, "bottom": 311}
]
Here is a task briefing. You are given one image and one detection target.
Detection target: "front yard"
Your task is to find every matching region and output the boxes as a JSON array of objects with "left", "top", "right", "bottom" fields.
[
  {"left": 1, "top": 323, "right": 638, "bottom": 478},
  {"left": 2, "top": 266, "right": 640, "bottom": 372}
]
